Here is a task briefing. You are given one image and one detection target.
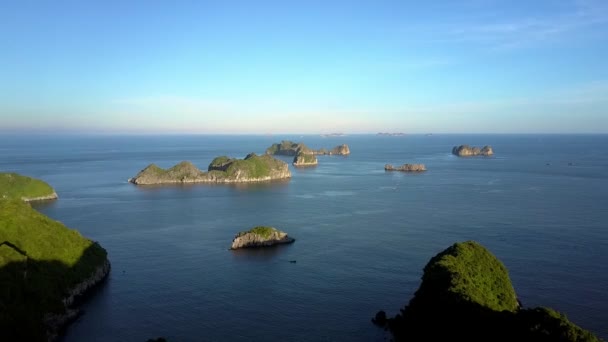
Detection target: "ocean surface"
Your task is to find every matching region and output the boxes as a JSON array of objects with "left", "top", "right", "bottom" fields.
[{"left": 1, "top": 134, "right": 607, "bottom": 341}]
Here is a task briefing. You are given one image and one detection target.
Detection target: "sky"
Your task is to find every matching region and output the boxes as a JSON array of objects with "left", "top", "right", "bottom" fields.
[{"left": 1, "top": 0, "right": 607, "bottom": 134}]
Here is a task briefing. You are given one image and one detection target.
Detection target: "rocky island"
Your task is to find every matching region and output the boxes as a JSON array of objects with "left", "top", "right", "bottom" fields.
[
  {"left": 0, "top": 199, "right": 110, "bottom": 341},
  {"left": 452, "top": 145, "right": 494, "bottom": 156},
  {"left": 265, "top": 140, "right": 350, "bottom": 156},
  {"left": 293, "top": 152, "right": 318, "bottom": 167},
  {"left": 0, "top": 173, "right": 58, "bottom": 202},
  {"left": 373, "top": 241, "right": 599, "bottom": 341},
  {"left": 384, "top": 164, "right": 426, "bottom": 172},
  {"left": 230, "top": 226, "right": 295, "bottom": 249},
  {"left": 377, "top": 132, "right": 405, "bottom": 136},
  {"left": 129, "top": 153, "right": 291, "bottom": 185}
]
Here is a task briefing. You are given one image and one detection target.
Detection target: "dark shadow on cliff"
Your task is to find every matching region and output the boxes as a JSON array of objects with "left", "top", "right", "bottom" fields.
[
  {"left": 0, "top": 243, "right": 109, "bottom": 341},
  {"left": 379, "top": 298, "right": 600, "bottom": 342}
]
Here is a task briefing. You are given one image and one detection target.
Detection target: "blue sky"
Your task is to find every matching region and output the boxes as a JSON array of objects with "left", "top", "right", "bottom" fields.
[{"left": 1, "top": 0, "right": 607, "bottom": 134}]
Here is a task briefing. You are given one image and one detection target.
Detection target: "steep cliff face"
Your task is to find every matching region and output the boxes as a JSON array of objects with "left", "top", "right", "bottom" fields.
[
  {"left": 129, "top": 154, "right": 291, "bottom": 185},
  {"left": 324, "top": 144, "right": 350, "bottom": 155},
  {"left": 385, "top": 164, "right": 426, "bottom": 172},
  {"left": 293, "top": 152, "right": 318, "bottom": 167},
  {"left": 231, "top": 226, "right": 295, "bottom": 249},
  {"left": 452, "top": 145, "right": 494, "bottom": 156}
]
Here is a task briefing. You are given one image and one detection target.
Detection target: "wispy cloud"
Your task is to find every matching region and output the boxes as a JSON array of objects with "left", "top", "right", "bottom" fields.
[{"left": 426, "top": 0, "right": 608, "bottom": 50}]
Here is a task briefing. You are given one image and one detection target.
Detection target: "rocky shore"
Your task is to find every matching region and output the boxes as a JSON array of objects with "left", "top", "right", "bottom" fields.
[
  {"left": 22, "top": 192, "right": 59, "bottom": 202},
  {"left": 45, "top": 259, "right": 111, "bottom": 341},
  {"left": 384, "top": 164, "right": 426, "bottom": 172},
  {"left": 231, "top": 226, "right": 295, "bottom": 249}
]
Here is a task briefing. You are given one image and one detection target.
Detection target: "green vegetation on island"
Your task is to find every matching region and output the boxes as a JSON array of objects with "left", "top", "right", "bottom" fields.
[
  {"left": 0, "top": 199, "right": 109, "bottom": 341},
  {"left": 238, "top": 226, "right": 277, "bottom": 239},
  {"left": 129, "top": 153, "right": 291, "bottom": 185},
  {"left": 374, "top": 241, "right": 600, "bottom": 341},
  {"left": 0, "top": 173, "right": 58, "bottom": 201},
  {"left": 265, "top": 140, "right": 350, "bottom": 156}
]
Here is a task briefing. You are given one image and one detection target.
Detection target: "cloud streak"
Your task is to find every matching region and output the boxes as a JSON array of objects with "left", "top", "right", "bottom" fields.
[{"left": 420, "top": 0, "right": 608, "bottom": 50}]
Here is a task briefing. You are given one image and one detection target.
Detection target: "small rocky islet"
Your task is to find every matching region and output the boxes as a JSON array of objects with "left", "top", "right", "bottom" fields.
[
  {"left": 129, "top": 153, "right": 291, "bottom": 185},
  {"left": 230, "top": 226, "right": 295, "bottom": 249},
  {"left": 373, "top": 241, "right": 599, "bottom": 342},
  {"left": 452, "top": 144, "right": 494, "bottom": 156},
  {"left": 384, "top": 163, "right": 426, "bottom": 172}
]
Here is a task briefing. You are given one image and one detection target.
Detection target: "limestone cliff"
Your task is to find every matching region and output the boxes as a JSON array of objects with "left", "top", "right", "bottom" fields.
[{"left": 293, "top": 152, "right": 318, "bottom": 167}]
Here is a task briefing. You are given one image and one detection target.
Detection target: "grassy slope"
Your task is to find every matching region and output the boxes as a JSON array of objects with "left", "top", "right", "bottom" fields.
[
  {"left": 0, "top": 173, "right": 55, "bottom": 200},
  {"left": 0, "top": 199, "right": 108, "bottom": 340},
  {"left": 420, "top": 241, "right": 518, "bottom": 312},
  {"left": 386, "top": 241, "right": 600, "bottom": 341}
]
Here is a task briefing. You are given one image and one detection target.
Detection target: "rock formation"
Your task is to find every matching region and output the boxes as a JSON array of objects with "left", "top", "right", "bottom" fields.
[
  {"left": 293, "top": 152, "right": 318, "bottom": 167},
  {"left": 265, "top": 140, "right": 350, "bottom": 156},
  {"left": 385, "top": 164, "right": 426, "bottom": 172},
  {"left": 373, "top": 241, "right": 600, "bottom": 342},
  {"left": 321, "top": 144, "right": 350, "bottom": 155},
  {"left": 230, "top": 226, "right": 295, "bottom": 249},
  {"left": 129, "top": 153, "right": 291, "bottom": 185},
  {"left": 0, "top": 173, "right": 58, "bottom": 202},
  {"left": 452, "top": 145, "right": 494, "bottom": 156}
]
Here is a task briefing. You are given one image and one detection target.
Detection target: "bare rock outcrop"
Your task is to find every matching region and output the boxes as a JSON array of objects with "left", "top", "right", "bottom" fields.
[
  {"left": 231, "top": 226, "right": 295, "bottom": 249},
  {"left": 452, "top": 145, "right": 494, "bottom": 157}
]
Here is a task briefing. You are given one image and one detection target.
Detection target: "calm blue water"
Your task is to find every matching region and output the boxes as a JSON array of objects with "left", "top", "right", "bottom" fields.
[{"left": 1, "top": 134, "right": 607, "bottom": 341}]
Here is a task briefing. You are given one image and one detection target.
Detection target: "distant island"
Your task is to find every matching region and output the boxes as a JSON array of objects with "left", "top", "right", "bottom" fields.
[
  {"left": 384, "top": 164, "right": 426, "bottom": 172},
  {"left": 293, "top": 152, "right": 318, "bottom": 167},
  {"left": 265, "top": 140, "right": 350, "bottom": 156},
  {"left": 452, "top": 145, "right": 494, "bottom": 156},
  {"left": 129, "top": 153, "right": 291, "bottom": 185},
  {"left": 373, "top": 241, "right": 599, "bottom": 341},
  {"left": 0, "top": 199, "right": 110, "bottom": 341},
  {"left": 320, "top": 133, "right": 345, "bottom": 137},
  {"left": 377, "top": 132, "right": 405, "bottom": 136},
  {"left": 230, "top": 226, "right": 295, "bottom": 249},
  {"left": 0, "top": 173, "right": 58, "bottom": 202}
]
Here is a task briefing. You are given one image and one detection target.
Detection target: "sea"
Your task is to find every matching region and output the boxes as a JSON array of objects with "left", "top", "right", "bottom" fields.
[{"left": 1, "top": 134, "right": 606, "bottom": 341}]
